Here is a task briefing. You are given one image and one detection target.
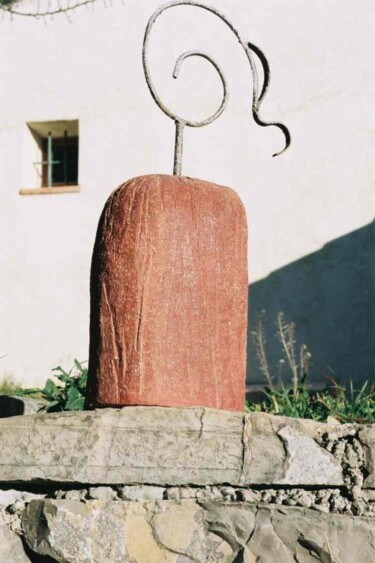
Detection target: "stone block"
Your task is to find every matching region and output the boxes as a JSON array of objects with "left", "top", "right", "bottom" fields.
[
  {"left": 242, "top": 412, "right": 344, "bottom": 486},
  {"left": 21, "top": 499, "right": 375, "bottom": 563},
  {"left": 0, "top": 407, "right": 244, "bottom": 485},
  {"left": 118, "top": 485, "right": 165, "bottom": 501},
  {"left": 86, "top": 174, "right": 248, "bottom": 411},
  {"left": 1, "top": 407, "right": 371, "bottom": 488}
]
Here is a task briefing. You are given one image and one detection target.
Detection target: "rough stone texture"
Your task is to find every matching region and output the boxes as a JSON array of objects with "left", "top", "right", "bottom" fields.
[
  {"left": 119, "top": 485, "right": 165, "bottom": 501},
  {"left": 47, "top": 484, "right": 375, "bottom": 516},
  {"left": 0, "top": 489, "right": 45, "bottom": 507},
  {"left": 0, "top": 408, "right": 373, "bottom": 489},
  {"left": 86, "top": 174, "right": 248, "bottom": 411},
  {"left": 0, "top": 407, "right": 243, "bottom": 485},
  {"left": 0, "top": 492, "right": 39, "bottom": 563},
  {"left": 0, "top": 410, "right": 374, "bottom": 561},
  {"left": 241, "top": 412, "right": 345, "bottom": 486},
  {"left": 360, "top": 425, "right": 375, "bottom": 488},
  {"left": 20, "top": 499, "right": 375, "bottom": 563},
  {"left": 0, "top": 524, "right": 31, "bottom": 563}
]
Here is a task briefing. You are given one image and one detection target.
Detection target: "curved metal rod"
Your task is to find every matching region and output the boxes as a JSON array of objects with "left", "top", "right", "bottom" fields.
[
  {"left": 172, "top": 51, "right": 228, "bottom": 127},
  {"left": 142, "top": 0, "right": 291, "bottom": 175},
  {"left": 247, "top": 40, "right": 291, "bottom": 157}
]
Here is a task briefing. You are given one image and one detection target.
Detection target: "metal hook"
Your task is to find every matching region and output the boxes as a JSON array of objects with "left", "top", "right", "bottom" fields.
[{"left": 142, "top": 0, "right": 291, "bottom": 176}]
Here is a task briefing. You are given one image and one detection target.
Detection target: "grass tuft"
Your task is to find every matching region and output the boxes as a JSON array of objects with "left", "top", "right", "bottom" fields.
[
  {"left": 249, "top": 311, "right": 374, "bottom": 423},
  {"left": 246, "top": 376, "right": 375, "bottom": 423}
]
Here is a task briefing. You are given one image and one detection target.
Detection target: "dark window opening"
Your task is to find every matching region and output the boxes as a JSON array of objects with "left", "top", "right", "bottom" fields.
[{"left": 42, "top": 132, "right": 79, "bottom": 187}]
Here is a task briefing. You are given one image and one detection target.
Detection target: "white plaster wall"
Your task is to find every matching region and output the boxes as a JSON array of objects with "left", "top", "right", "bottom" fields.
[{"left": 0, "top": 0, "right": 374, "bottom": 385}]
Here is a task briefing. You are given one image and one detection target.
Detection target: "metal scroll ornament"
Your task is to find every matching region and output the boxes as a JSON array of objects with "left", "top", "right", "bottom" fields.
[{"left": 143, "top": 0, "right": 291, "bottom": 176}]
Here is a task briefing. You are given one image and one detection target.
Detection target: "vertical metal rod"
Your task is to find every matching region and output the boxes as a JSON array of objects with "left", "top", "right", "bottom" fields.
[
  {"left": 173, "top": 120, "right": 184, "bottom": 176},
  {"left": 47, "top": 132, "right": 53, "bottom": 188},
  {"left": 64, "top": 129, "right": 68, "bottom": 185}
]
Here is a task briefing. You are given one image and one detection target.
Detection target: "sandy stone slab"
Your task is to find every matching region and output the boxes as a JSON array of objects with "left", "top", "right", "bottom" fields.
[
  {"left": 0, "top": 408, "right": 373, "bottom": 487},
  {"left": 0, "top": 407, "right": 243, "bottom": 486}
]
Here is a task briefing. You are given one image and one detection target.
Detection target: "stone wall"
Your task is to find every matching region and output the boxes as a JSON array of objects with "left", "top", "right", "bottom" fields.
[{"left": 0, "top": 406, "right": 374, "bottom": 562}]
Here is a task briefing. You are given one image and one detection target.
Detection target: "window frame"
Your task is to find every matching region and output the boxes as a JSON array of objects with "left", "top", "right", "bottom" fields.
[{"left": 20, "top": 119, "right": 80, "bottom": 196}]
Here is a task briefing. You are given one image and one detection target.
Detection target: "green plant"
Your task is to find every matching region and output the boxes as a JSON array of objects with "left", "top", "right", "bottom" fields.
[
  {"left": 9, "top": 360, "right": 88, "bottom": 412},
  {"left": 40, "top": 360, "right": 88, "bottom": 412},
  {"left": 248, "top": 311, "right": 375, "bottom": 423},
  {"left": 316, "top": 379, "right": 375, "bottom": 423}
]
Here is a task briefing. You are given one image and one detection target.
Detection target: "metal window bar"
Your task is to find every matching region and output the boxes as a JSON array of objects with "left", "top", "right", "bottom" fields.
[
  {"left": 33, "top": 131, "right": 69, "bottom": 187},
  {"left": 63, "top": 130, "right": 68, "bottom": 186},
  {"left": 33, "top": 131, "right": 59, "bottom": 188}
]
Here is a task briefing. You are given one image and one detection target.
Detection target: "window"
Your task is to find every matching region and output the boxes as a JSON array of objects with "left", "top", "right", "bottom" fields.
[
  {"left": 20, "top": 119, "right": 79, "bottom": 195},
  {"left": 41, "top": 132, "right": 78, "bottom": 187}
]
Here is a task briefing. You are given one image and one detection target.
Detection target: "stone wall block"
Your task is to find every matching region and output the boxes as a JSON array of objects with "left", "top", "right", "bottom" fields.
[
  {"left": 20, "top": 500, "right": 375, "bottom": 563},
  {"left": 245, "top": 413, "right": 344, "bottom": 486},
  {"left": 0, "top": 409, "right": 374, "bottom": 488}
]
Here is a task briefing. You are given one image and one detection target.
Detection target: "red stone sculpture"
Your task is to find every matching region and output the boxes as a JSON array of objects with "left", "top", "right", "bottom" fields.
[{"left": 85, "top": 174, "right": 248, "bottom": 411}]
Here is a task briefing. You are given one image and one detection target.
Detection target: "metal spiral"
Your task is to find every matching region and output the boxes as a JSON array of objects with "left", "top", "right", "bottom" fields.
[{"left": 142, "top": 0, "right": 291, "bottom": 175}]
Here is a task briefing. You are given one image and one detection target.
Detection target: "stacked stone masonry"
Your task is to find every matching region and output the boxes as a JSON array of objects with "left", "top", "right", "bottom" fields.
[{"left": 0, "top": 406, "right": 374, "bottom": 562}]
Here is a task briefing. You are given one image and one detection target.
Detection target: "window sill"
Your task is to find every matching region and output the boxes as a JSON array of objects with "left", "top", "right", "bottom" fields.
[{"left": 19, "top": 186, "right": 80, "bottom": 196}]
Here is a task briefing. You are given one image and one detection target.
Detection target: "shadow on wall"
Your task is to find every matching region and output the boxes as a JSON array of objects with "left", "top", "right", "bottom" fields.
[
  {"left": 0, "top": 396, "right": 26, "bottom": 417},
  {"left": 247, "top": 220, "right": 375, "bottom": 389}
]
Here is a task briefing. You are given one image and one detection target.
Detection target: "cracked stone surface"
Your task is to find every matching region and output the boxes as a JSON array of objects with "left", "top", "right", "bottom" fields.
[
  {"left": 0, "top": 409, "right": 374, "bottom": 561},
  {"left": 1, "top": 408, "right": 372, "bottom": 488},
  {"left": 19, "top": 499, "right": 375, "bottom": 563}
]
